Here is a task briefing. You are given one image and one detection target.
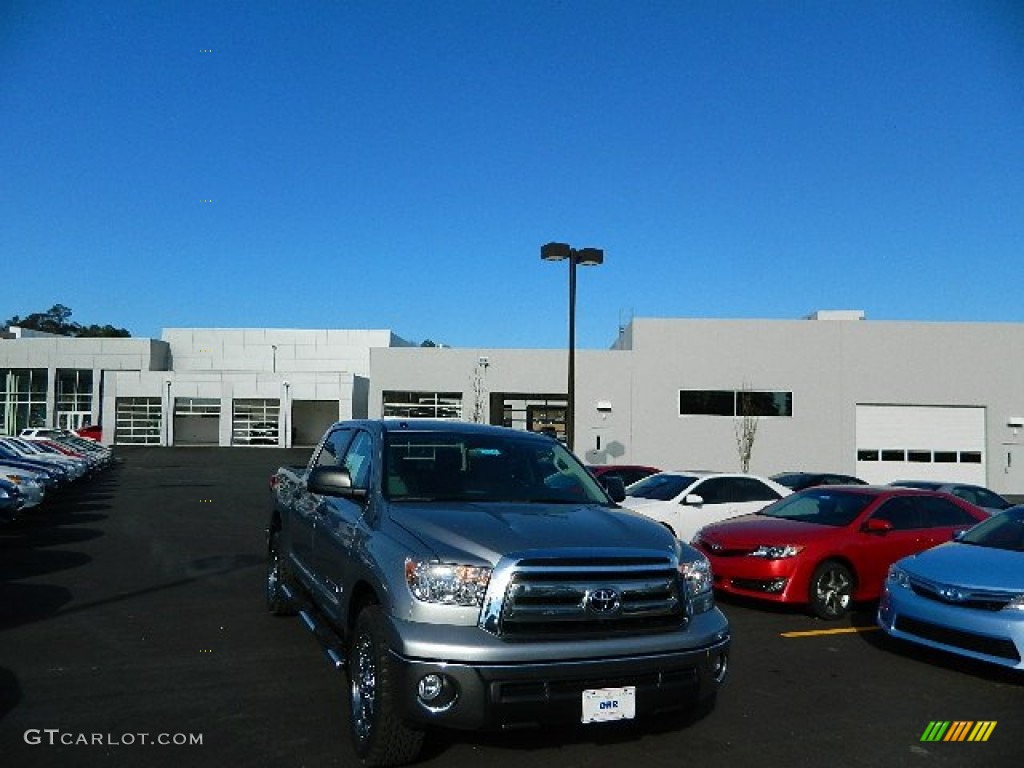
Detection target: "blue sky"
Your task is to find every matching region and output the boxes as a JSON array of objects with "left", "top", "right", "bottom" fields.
[{"left": 2, "top": 1, "right": 1022, "bottom": 349}]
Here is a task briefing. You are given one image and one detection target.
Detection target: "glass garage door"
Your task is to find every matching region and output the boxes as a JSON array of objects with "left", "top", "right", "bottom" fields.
[
  {"left": 232, "top": 399, "right": 280, "bottom": 446},
  {"left": 115, "top": 397, "right": 163, "bottom": 445}
]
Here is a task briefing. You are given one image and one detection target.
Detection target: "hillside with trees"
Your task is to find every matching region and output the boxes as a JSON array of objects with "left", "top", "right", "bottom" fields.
[{"left": 3, "top": 304, "right": 131, "bottom": 337}]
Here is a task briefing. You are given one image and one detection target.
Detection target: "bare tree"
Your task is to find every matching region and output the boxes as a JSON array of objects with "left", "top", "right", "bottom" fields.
[
  {"left": 469, "top": 357, "right": 489, "bottom": 423},
  {"left": 734, "top": 386, "right": 759, "bottom": 473}
]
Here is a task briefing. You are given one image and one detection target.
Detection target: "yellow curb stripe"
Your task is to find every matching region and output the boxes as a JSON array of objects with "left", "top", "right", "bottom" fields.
[{"left": 780, "top": 626, "right": 881, "bottom": 638}]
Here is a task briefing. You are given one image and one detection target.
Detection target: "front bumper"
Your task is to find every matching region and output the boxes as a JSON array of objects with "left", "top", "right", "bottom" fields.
[
  {"left": 385, "top": 609, "right": 731, "bottom": 730},
  {"left": 878, "top": 583, "right": 1024, "bottom": 670},
  {"left": 707, "top": 555, "right": 806, "bottom": 604}
]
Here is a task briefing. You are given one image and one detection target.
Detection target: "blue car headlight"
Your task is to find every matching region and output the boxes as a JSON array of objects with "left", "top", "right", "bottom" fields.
[
  {"left": 1005, "top": 594, "right": 1024, "bottom": 612},
  {"left": 886, "top": 564, "right": 912, "bottom": 590}
]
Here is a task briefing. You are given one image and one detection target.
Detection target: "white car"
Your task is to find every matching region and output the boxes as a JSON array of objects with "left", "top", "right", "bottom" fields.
[{"left": 620, "top": 471, "right": 792, "bottom": 541}]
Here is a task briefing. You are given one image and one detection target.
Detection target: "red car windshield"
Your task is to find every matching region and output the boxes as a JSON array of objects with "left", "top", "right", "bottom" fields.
[{"left": 758, "top": 489, "right": 874, "bottom": 527}]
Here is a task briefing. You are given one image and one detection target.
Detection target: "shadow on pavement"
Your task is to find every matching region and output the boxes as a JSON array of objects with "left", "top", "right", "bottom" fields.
[{"left": 0, "top": 667, "right": 22, "bottom": 724}]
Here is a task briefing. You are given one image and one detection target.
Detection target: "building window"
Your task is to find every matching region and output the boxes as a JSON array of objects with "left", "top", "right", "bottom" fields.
[
  {"left": 56, "top": 369, "right": 94, "bottom": 430},
  {"left": 859, "top": 448, "right": 983, "bottom": 465},
  {"left": 115, "top": 397, "right": 162, "bottom": 444},
  {"left": 678, "top": 390, "right": 734, "bottom": 416},
  {"left": 679, "top": 389, "right": 793, "bottom": 417},
  {"left": 232, "top": 399, "right": 280, "bottom": 445},
  {"left": 382, "top": 391, "right": 463, "bottom": 420},
  {"left": 495, "top": 394, "right": 567, "bottom": 439},
  {"left": 1, "top": 368, "right": 49, "bottom": 434},
  {"left": 526, "top": 404, "right": 566, "bottom": 440}
]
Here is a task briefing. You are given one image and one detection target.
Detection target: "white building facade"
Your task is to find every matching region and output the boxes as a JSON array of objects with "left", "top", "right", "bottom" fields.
[
  {"left": 1, "top": 327, "right": 409, "bottom": 447},
  {"left": 3, "top": 314, "right": 1023, "bottom": 495},
  {"left": 368, "top": 314, "right": 1024, "bottom": 496}
]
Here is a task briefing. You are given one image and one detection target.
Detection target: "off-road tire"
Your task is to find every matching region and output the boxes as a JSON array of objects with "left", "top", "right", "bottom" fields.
[
  {"left": 348, "top": 605, "right": 424, "bottom": 766},
  {"left": 266, "top": 530, "right": 296, "bottom": 616}
]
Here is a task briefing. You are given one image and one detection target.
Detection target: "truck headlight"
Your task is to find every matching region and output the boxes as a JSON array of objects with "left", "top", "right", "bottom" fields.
[
  {"left": 678, "top": 553, "right": 715, "bottom": 614},
  {"left": 679, "top": 555, "right": 713, "bottom": 597},
  {"left": 405, "top": 558, "right": 492, "bottom": 606}
]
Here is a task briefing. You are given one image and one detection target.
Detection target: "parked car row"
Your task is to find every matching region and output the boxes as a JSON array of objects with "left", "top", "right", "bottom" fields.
[
  {"left": 603, "top": 464, "right": 1022, "bottom": 671},
  {"left": 691, "top": 485, "right": 989, "bottom": 619},
  {"left": 0, "top": 430, "right": 114, "bottom": 523}
]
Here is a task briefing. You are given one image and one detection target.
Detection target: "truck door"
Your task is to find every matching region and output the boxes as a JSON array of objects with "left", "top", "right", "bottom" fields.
[
  {"left": 291, "top": 427, "right": 352, "bottom": 593},
  {"left": 314, "top": 428, "right": 375, "bottom": 624}
]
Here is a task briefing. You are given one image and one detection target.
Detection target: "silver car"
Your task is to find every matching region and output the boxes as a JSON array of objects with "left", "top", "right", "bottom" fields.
[
  {"left": 878, "top": 506, "right": 1024, "bottom": 670},
  {"left": 0, "top": 465, "right": 47, "bottom": 509},
  {"left": 887, "top": 481, "right": 1012, "bottom": 516}
]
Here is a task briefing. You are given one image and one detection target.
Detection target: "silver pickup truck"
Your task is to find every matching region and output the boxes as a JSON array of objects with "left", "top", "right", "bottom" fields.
[{"left": 267, "top": 419, "right": 730, "bottom": 766}]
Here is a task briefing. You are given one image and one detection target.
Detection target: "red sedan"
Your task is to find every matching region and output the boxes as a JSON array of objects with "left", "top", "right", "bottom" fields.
[{"left": 692, "top": 486, "right": 989, "bottom": 619}]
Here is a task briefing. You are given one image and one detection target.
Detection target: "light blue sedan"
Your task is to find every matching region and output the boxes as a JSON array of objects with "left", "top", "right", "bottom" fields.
[{"left": 878, "top": 506, "right": 1024, "bottom": 670}]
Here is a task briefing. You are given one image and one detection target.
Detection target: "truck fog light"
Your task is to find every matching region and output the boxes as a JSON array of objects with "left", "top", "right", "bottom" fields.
[
  {"left": 418, "top": 674, "right": 444, "bottom": 702},
  {"left": 416, "top": 673, "right": 459, "bottom": 712}
]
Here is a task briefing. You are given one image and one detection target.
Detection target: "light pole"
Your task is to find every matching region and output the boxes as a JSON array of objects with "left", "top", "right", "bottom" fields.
[{"left": 540, "top": 242, "right": 604, "bottom": 452}]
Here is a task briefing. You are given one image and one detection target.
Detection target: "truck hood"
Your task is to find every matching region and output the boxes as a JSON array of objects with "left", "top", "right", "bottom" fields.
[{"left": 388, "top": 501, "right": 676, "bottom": 564}]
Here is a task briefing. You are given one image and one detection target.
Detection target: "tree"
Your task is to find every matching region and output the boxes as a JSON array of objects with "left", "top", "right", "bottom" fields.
[
  {"left": 469, "top": 358, "right": 489, "bottom": 423},
  {"left": 3, "top": 305, "right": 131, "bottom": 337},
  {"left": 734, "top": 386, "right": 760, "bottom": 473}
]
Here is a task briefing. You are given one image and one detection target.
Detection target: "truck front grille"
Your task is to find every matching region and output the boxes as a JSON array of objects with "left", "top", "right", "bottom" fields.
[{"left": 480, "top": 552, "right": 688, "bottom": 639}]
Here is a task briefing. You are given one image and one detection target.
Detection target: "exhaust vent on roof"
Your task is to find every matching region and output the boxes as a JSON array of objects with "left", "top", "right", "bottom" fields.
[{"left": 804, "top": 310, "right": 865, "bottom": 321}]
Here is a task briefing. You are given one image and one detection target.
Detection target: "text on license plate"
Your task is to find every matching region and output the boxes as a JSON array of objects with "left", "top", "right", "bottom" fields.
[{"left": 581, "top": 686, "right": 636, "bottom": 723}]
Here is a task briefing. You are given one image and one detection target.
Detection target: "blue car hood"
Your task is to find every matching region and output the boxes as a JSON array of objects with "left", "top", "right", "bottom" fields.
[
  {"left": 901, "top": 541, "right": 1024, "bottom": 591},
  {"left": 387, "top": 501, "right": 676, "bottom": 565}
]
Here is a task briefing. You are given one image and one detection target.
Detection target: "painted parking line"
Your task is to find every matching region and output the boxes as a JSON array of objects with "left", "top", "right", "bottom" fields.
[{"left": 781, "top": 626, "right": 881, "bottom": 638}]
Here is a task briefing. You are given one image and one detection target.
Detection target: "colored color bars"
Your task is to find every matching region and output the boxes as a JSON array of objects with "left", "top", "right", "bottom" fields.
[{"left": 921, "top": 721, "right": 997, "bottom": 742}]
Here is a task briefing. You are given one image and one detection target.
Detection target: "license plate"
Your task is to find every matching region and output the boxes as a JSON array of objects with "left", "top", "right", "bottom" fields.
[{"left": 581, "top": 686, "right": 636, "bottom": 723}]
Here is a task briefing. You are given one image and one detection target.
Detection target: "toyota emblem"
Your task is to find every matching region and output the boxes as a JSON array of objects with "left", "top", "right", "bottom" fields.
[
  {"left": 939, "top": 587, "right": 966, "bottom": 603},
  {"left": 584, "top": 588, "right": 622, "bottom": 616}
]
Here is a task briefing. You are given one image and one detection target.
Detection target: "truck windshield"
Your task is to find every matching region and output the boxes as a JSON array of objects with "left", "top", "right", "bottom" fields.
[{"left": 383, "top": 431, "right": 610, "bottom": 504}]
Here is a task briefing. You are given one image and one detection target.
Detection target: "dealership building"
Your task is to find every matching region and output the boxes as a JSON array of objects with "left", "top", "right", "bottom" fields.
[{"left": 2, "top": 312, "right": 1023, "bottom": 495}]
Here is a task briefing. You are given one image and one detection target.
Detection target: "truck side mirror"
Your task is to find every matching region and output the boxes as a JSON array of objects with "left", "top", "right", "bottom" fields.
[{"left": 308, "top": 466, "right": 366, "bottom": 500}]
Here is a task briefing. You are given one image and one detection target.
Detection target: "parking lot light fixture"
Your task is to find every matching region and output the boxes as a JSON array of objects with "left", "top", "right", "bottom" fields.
[{"left": 540, "top": 241, "right": 604, "bottom": 452}]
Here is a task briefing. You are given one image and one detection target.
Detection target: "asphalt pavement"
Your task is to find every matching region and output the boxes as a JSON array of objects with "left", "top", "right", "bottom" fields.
[{"left": 1, "top": 448, "right": 1019, "bottom": 768}]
